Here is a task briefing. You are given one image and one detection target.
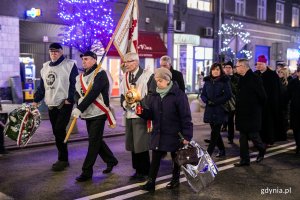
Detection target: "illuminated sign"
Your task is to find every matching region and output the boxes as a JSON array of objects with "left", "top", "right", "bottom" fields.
[
  {"left": 26, "top": 8, "right": 41, "bottom": 18},
  {"left": 287, "top": 48, "right": 300, "bottom": 60}
]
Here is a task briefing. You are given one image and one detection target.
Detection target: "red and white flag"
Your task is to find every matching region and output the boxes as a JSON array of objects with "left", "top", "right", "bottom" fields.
[{"left": 113, "top": 0, "right": 138, "bottom": 60}]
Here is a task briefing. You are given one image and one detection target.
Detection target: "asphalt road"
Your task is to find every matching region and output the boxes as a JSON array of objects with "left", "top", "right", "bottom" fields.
[{"left": 0, "top": 125, "right": 299, "bottom": 200}]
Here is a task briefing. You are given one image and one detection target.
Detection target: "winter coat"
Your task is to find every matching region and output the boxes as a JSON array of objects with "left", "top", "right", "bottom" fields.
[
  {"left": 138, "top": 83, "right": 193, "bottom": 152},
  {"left": 201, "top": 75, "right": 232, "bottom": 124},
  {"left": 170, "top": 67, "right": 185, "bottom": 92},
  {"left": 255, "top": 68, "right": 281, "bottom": 144},
  {"left": 235, "top": 69, "right": 267, "bottom": 132},
  {"left": 287, "top": 77, "right": 300, "bottom": 130}
]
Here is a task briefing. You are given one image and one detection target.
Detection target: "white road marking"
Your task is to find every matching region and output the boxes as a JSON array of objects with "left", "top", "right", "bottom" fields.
[
  {"left": 0, "top": 192, "right": 14, "bottom": 200},
  {"left": 76, "top": 143, "right": 296, "bottom": 200}
]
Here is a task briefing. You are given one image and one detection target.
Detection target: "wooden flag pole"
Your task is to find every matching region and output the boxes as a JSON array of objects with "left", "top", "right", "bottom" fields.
[{"left": 64, "top": 0, "right": 135, "bottom": 143}]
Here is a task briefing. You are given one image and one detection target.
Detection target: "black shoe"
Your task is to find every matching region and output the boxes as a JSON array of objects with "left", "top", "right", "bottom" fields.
[
  {"left": 216, "top": 150, "right": 226, "bottom": 158},
  {"left": 130, "top": 173, "right": 147, "bottom": 181},
  {"left": 52, "top": 161, "right": 69, "bottom": 171},
  {"left": 76, "top": 174, "right": 92, "bottom": 182},
  {"left": 204, "top": 139, "right": 211, "bottom": 144},
  {"left": 103, "top": 161, "right": 118, "bottom": 174},
  {"left": 234, "top": 162, "right": 250, "bottom": 167},
  {"left": 256, "top": 149, "right": 266, "bottom": 163},
  {"left": 166, "top": 179, "right": 180, "bottom": 189},
  {"left": 141, "top": 180, "right": 155, "bottom": 192},
  {"left": 228, "top": 139, "right": 234, "bottom": 144}
]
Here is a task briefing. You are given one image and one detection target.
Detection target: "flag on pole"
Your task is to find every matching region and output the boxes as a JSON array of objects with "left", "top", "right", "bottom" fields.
[{"left": 113, "top": 0, "right": 138, "bottom": 60}]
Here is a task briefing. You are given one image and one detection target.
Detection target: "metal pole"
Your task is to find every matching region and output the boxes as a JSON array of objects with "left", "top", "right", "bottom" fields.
[
  {"left": 218, "top": 0, "right": 222, "bottom": 55},
  {"left": 167, "top": 0, "right": 174, "bottom": 64}
]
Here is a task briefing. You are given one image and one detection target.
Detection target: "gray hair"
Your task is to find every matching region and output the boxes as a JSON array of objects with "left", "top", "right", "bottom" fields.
[
  {"left": 237, "top": 58, "right": 250, "bottom": 68},
  {"left": 124, "top": 52, "right": 139, "bottom": 62},
  {"left": 160, "top": 55, "right": 172, "bottom": 65}
]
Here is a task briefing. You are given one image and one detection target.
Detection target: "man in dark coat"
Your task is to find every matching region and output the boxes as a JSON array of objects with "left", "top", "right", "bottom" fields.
[
  {"left": 287, "top": 67, "right": 300, "bottom": 155},
  {"left": 235, "top": 59, "right": 267, "bottom": 167},
  {"left": 160, "top": 55, "right": 185, "bottom": 92},
  {"left": 255, "top": 55, "right": 281, "bottom": 145}
]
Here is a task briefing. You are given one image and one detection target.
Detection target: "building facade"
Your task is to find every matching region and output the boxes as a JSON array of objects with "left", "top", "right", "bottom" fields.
[{"left": 1, "top": 0, "right": 299, "bottom": 100}]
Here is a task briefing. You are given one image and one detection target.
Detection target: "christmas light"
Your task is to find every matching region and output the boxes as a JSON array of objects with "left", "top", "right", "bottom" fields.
[
  {"left": 58, "top": 0, "right": 114, "bottom": 53},
  {"left": 218, "top": 21, "right": 252, "bottom": 60}
]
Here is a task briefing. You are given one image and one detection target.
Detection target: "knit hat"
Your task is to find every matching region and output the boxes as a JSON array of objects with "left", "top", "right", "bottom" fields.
[
  {"left": 155, "top": 67, "right": 172, "bottom": 82},
  {"left": 80, "top": 51, "right": 97, "bottom": 60},
  {"left": 257, "top": 55, "right": 267, "bottom": 63},
  {"left": 49, "top": 43, "right": 63, "bottom": 50},
  {"left": 224, "top": 61, "right": 234, "bottom": 68}
]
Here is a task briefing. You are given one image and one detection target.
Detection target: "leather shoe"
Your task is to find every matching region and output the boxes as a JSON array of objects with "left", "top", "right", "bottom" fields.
[
  {"left": 204, "top": 139, "right": 211, "bottom": 143},
  {"left": 166, "top": 179, "right": 180, "bottom": 189},
  {"left": 52, "top": 161, "right": 69, "bottom": 171},
  {"left": 256, "top": 149, "right": 266, "bottom": 163},
  {"left": 130, "top": 173, "right": 147, "bottom": 181},
  {"left": 141, "top": 179, "right": 155, "bottom": 192},
  {"left": 103, "top": 161, "right": 118, "bottom": 174},
  {"left": 216, "top": 150, "right": 226, "bottom": 157},
  {"left": 234, "top": 162, "right": 250, "bottom": 167},
  {"left": 76, "top": 174, "right": 92, "bottom": 182}
]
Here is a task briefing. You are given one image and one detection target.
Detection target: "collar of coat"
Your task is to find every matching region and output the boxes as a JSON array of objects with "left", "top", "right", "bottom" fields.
[
  {"left": 203, "top": 74, "right": 229, "bottom": 82},
  {"left": 83, "top": 64, "right": 98, "bottom": 76},
  {"left": 152, "top": 81, "right": 181, "bottom": 96}
]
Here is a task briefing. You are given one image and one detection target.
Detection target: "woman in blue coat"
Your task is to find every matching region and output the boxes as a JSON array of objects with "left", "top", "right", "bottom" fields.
[
  {"left": 138, "top": 67, "right": 193, "bottom": 192},
  {"left": 201, "top": 63, "right": 232, "bottom": 157}
]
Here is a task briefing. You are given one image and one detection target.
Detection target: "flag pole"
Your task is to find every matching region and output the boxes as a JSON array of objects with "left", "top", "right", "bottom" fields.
[{"left": 64, "top": 0, "right": 135, "bottom": 143}]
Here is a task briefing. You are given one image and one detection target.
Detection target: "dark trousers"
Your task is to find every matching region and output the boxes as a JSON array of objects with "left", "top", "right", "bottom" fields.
[
  {"left": 0, "top": 125, "right": 4, "bottom": 153},
  {"left": 227, "top": 111, "right": 235, "bottom": 141},
  {"left": 239, "top": 131, "right": 265, "bottom": 163},
  {"left": 48, "top": 104, "right": 73, "bottom": 162},
  {"left": 82, "top": 117, "right": 118, "bottom": 176},
  {"left": 149, "top": 150, "right": 180, "bottom": 182},
  {"left": 207, "top": 123, "right": 225, "bottom": 155},
  {"left": 132, "top": 151, "right": 150, "bottom": 175},
  {"left": 0, "top": 113, "right": 7, "bottom": 153}
]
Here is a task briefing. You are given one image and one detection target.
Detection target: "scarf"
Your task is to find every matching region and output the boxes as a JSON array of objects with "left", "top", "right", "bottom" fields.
[{"left": 156, "top": 81, "right": 173, "bottom": 99}]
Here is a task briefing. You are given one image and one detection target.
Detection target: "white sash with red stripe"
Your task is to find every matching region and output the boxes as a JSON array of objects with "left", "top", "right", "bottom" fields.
[{"left": 79, "top": 73, "right": 116, "bottom": 127}]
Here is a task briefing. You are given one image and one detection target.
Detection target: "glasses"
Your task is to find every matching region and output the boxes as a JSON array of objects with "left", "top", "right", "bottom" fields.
[{"left": 49, "top": 50, "right": 60, "bottom": 53}]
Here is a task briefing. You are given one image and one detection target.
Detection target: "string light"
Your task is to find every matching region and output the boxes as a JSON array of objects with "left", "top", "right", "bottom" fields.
[
  {"left": 218, "top": 21, "right": 252, "bottom": 60},
  {"left": 58, "top": 0, "right": 114, "bottom": 53}
]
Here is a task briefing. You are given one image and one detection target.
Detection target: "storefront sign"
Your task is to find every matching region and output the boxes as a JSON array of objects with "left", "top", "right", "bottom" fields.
[
  {"left": 174, "top": 34, "right": 200, "bottom": 46},
  {"left": 26, "top": 8, "right": 41, "bottom": 18},
  {"left": 287, "top": 48, "right": 299, "bottom": 60}
]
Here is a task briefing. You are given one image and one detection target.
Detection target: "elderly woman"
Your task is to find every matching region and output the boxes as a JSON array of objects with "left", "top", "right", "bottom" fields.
[
  {"left": 201, "top": 63, "right": 232, "bottom": 157},
  {"left": 137, "top": 67, "right": 193, "bottom": 192}
]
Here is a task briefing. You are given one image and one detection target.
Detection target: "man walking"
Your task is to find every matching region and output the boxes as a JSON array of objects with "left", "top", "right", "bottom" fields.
[
  {"left": 120, "top": 52, "right": 156, "bottom": 181},
  {"left": 234, "top": 59, "right": 266, "bottom": 167},
  {"left": 72, "top": 51, "right": 118, "bottom": 182},
  {"left": 33, "top": 43, "right": 78, "bottom": 171}
]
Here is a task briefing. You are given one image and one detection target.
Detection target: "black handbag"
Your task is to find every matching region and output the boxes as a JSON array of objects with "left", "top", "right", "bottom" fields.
[{"left": 175, "top": 144, "right": 199, "bottom": 166}]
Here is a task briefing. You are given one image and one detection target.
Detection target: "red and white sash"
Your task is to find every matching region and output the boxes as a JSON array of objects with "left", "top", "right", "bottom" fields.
[
  {"left": 80, "top": 74, "right": 116, "bottom": 127},
  {"left": 125, "top": 71, "right": 152, "bottom": 132}
]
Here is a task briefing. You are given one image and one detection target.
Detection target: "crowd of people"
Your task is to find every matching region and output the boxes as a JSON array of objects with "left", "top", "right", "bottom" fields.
[{"left": 1, "top": 42, "right": 299, "bottom": 193}]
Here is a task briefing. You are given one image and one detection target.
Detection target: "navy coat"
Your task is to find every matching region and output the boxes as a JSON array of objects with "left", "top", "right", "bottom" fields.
[
  {"left": 138, "top": 83, "right": 193, "bottom": 152},
  {"left": 201, "top": 75, "right": 232, "bottom": 124}
]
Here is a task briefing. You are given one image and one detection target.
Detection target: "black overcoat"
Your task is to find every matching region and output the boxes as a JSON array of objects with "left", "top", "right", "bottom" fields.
[{"left": 235, "top": 69, "right": 267, "bottom": 132}]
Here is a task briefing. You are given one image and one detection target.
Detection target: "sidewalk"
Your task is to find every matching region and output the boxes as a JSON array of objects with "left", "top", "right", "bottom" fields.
[{"left": 4, "top": 97, "right": 205, "bottom": 149}]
